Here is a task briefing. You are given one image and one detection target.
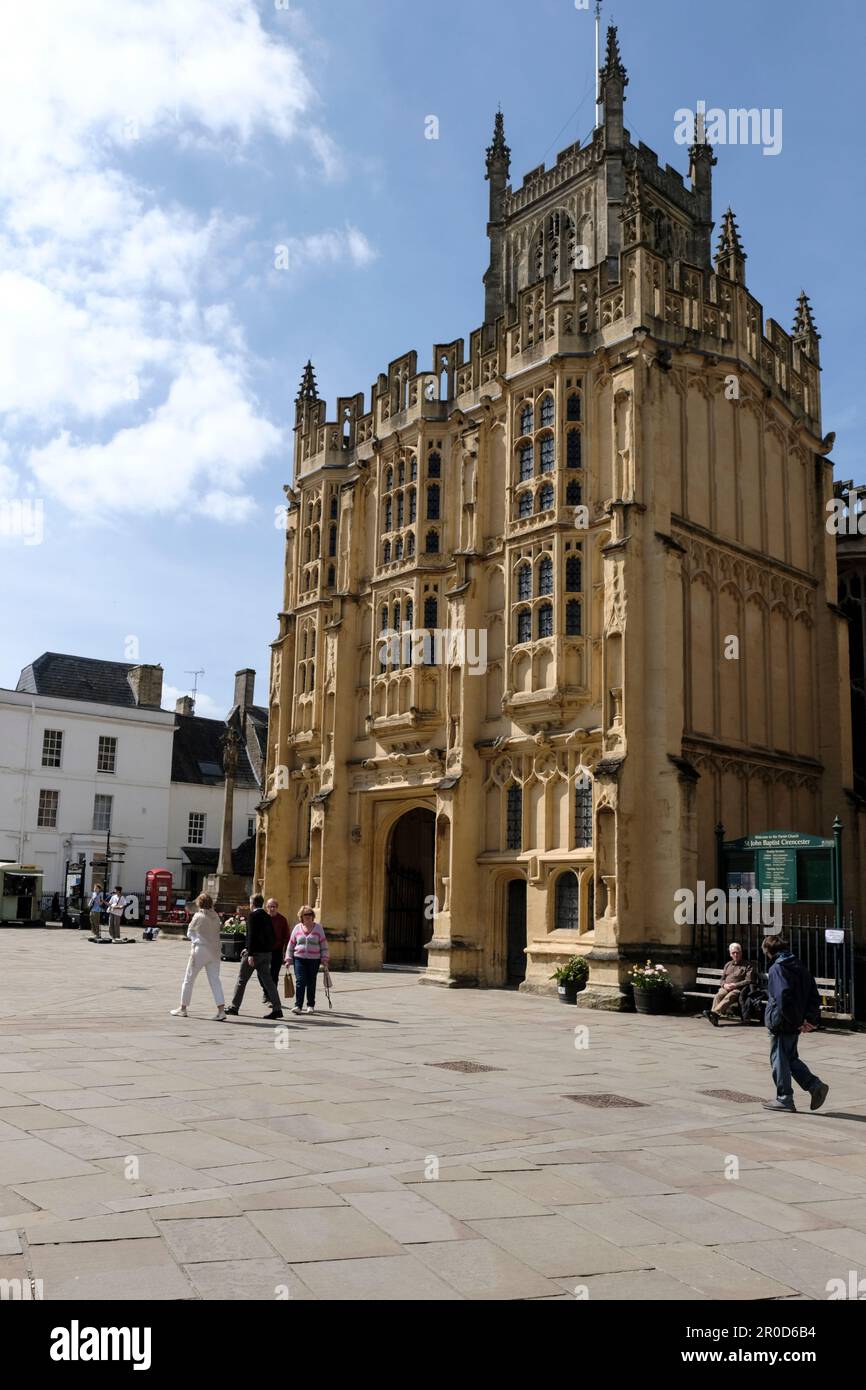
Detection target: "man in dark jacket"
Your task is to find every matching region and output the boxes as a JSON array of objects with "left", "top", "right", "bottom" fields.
[
  {"left": 225, "top": 895, "right": 284, "bottom": 1019},
  {"left": 761, "top": 935, "right": 829, "bottom": 1113}
]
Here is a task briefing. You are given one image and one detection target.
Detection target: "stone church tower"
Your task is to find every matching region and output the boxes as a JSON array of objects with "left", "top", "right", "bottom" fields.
[{"left": 256, "top": 26, "right": 861, "bottom": 999}]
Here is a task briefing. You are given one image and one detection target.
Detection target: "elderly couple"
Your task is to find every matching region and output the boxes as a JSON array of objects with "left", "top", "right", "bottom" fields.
[{"left": 170, "top": 894, "right": 329, "bottom": 1021}]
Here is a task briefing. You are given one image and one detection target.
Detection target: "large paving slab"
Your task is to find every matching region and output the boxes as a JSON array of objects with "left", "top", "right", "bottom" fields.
[{"left": 0, "top": 931, "right": 864, "bottom": 1299}]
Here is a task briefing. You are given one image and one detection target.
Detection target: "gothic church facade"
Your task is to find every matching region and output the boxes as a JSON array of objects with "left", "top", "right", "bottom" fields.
[{"left": 255, "top": 27, "right": 861, "bottom": 999}]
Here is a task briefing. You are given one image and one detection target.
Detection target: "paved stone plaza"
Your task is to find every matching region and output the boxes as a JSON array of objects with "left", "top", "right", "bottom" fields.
[{"left": 0, "top": 930, "right": 865, "bottom": 1301}]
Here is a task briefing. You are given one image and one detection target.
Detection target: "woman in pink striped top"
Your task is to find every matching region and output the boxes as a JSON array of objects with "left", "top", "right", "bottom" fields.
[{"left": 286, "top": 905, "right": 329, "bottom": 1014}]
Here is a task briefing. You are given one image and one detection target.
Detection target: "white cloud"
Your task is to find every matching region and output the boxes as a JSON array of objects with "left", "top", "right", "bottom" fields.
[
  {"left": 0, "top": 1, "right": 361, "bottom": 520},
  {"left": 162, "top": 683, "right": 222, "bottom": 719},
  {"left": 279, "top": 224, "right": 377, "bottom": 273}
]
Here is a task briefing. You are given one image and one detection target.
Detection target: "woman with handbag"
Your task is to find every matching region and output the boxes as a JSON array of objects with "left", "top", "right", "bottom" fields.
[
  {"left": 170, "top": 892, "right": 226, "bottom": 1020},
  {"left": 285, "top": 905, "right": 329, "bottom": 1014}
]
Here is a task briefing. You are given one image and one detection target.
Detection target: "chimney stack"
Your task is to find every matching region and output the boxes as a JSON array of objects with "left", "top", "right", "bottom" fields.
[
  {"left": 175, "top": 695, "right": 194, "bottom": 716},
  {"left": 127, "top": 664, "right": 164, "bottom": 708},
  {"left": 233, "top": 669, "right": 255, "bottom": 713}
]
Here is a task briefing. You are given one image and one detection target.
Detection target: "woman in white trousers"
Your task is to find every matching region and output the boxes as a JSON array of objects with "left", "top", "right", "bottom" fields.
[{"left": 171, "top": 893, "right": 225, "bottom": 1020}]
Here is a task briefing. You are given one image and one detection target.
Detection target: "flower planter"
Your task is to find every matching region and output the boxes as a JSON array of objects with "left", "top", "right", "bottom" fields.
[
  {"left": 633, "top": 987, "right": 670, "bottom": 1015},
  {"left": 220, "top": 934, "right": 245, "bottom": 962},
  {"left": 557, "top": 979, "right": 586, "bottom": 1005}
]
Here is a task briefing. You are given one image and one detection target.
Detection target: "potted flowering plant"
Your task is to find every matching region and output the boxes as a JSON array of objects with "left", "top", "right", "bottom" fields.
[
  {"left": 628, "top": 960, "right": 673, "bottom": 1014},
  {"left": 220, "top": 914, "right": 247, "bottom": 962},
  {"left": 551, "top": 956, "right": 589, "bottom": 1004}
]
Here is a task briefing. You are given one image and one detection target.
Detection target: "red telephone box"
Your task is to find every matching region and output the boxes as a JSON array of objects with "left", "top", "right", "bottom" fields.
[{"left": 144, "top": 869, "right": 172, "bottom": 926}]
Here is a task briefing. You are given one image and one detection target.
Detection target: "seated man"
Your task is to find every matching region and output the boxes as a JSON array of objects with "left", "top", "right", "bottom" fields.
[{"left": 707, "top": 942, "right": 756, "bottom": 1025}]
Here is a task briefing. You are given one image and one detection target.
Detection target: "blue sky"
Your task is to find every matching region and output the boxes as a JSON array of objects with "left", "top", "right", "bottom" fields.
[{"left": 1, "top": 0, "right": 863, "bottom": 717}]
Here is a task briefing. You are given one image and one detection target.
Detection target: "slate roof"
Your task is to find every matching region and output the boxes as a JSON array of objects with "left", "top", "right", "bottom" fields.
[
  {"left": 16, "top": 653, "right": 147, "bottom": 708},
  {"left": 171, "top": 713, "right": 261, "bottom": 788}
]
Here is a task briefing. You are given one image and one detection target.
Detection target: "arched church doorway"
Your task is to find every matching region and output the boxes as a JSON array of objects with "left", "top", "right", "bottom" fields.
[
  {"left": 505, "top": 878, "right": 527, "bottom": 985},
  {"left": 384, "top": 807, "right": 435, "bottom": 965}
]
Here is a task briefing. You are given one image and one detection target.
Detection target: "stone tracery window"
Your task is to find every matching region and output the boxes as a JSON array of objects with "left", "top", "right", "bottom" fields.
[
  {"left": 539, "top": 394, "right": 555, "bottom": 428},
  {"left": 537, "top": 603, "right": 553, "bottom": 638},
  {"left": 516, "top": 609, "right": 531, "bottom": 643},
  {"left": 506, "top": 783, "right": 522, "bottom": 850},
  {"left": 427, "top": 484, "right": 440, "bottom": 520},
  {"left": 567, "top": 430, "right": 582, "bottom": 469},
  {"left": 539, "top": 435, "right": 555, "bottom": 473},
  {"left": 517, "top": 564, "right": 532, "bottom": 601},
  {"left": 538, "top": 483, "right": 554, "bottom": 512},
  {"left": 575, "top": 780, "right": 593, "bottom": 847},
  {"left": 519, "top": 444, "right": 533, "bottom": 481},
  {"left": 538, "top": 556, "right": 553, "bottom": 596},
  {"left": 555, "top": 871, "right": 579, "bottom": 930},
  {"left": 518, "top": 490, "right": 533, "bottom": 519},
  {"left": 566, "top": 599, "right": 582, "bottom": 635},
  {"left": 425, "top": 529, "right": 440, "bottom": 554},
  {"left": 566, "top": 553, "right": 582, "bottom": 591}
]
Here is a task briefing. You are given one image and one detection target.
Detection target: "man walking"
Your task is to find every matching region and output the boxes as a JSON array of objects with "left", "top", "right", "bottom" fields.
[
  {"left": 88, "top": 883, "right": 104, "bottom": 939},
  {"left": 762, "top": 935, "right": 829, "bottom": 1113},
  {"left": 107, "top": 885, "right": 126, "bottom": 942},
  {"left": 262, "top": 898, "right": 291, "bottom": 1004},
  {"left": 225, "top": 894, "right": 284, "bottom": 1019}
]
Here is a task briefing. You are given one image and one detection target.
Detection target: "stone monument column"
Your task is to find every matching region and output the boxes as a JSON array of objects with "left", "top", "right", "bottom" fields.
[{"left": 205, "top": 726, "right": 249, "bottom": 912}]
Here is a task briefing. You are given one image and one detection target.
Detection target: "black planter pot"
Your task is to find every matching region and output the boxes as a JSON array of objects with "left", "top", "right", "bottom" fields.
[
  {"left": 633, "top": 987, "right": 670, "bottom": 1015},
  {"left": 557, "top": 978, "right": 587, "bottom": 1005},
  {"left": 220, "top": 935, "right": 245, "bottom": 962}
]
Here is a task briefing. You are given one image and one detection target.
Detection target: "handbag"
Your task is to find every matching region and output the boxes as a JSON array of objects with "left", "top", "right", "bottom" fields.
[{"left": 283, "top": 970, "right": 295, "bottom": 1000}]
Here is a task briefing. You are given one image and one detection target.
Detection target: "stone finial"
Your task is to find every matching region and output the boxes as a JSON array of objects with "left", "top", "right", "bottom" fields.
[
  {"left": 485, "top": 109, "right": 510, "bottom": 177},
  {"left": 715, "top": 208, "right": 747, "bottom": 285},
  {"left": 296, "top": 360, "right": 319, "bottom": 403},
  {"left": 599, "top": 23, "right": 628, "bottom": 88},
  {"left": 792, "top": 289, "right": 819, "bottom": 340}
]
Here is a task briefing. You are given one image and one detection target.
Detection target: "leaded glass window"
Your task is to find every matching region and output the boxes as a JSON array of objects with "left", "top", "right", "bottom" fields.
[
  {"left": 538, "top": 483, "right": 554, "bottom": 511},
  {"left": 575, "top": 783, "right": 593, "bottom": 847},
  {"left": 517, "top": 565, "right": 532, "bottom": 600},
  {"left": 519, "top": 444, "right": 533, "bottom": 481},
  {"left": 566, "top": 480, "right": 582, "bottom": 506},
  {"left": 519, "top": 405, "right": 533, "bottom": 436},
  {"left": 555, "top": 871, "right": 579, "bottom": 929},
  {"left": 518, "top": 490, "right": 532, "bottom": 518},
  {"left": 538, "top": 603, "right": 553, "bottom": 638},
  {"left": 567, "top": 392, "right": 581, "bottom": 421},
  {"left": 506, "top": 784, "right": 522, "bottom": 850},
  {"left": 427, "top": 452, "right": 441, "bottom": 478},
  {"left": 540, "top": 394, "right": 555, "bottom": 427},
  {"left": 517, "top": 610, "right": 531, "bottom": 643},
  {"left": 566, "top": 554, "right": 582, "bottom": 591},
  {"left": 540, "top": 434, "right": 555, "bottom": 473},
  {"left": 538, "top": 556, "right": 553, "bottom": 595},
  {"left": 567, "top": 430, "right": 582, "bottom": 468},
  {"left": 566, "top": 599, "right": 582, "bottom": 635},
  {"left": 427, "top": 484, "right": 440, "bottom": 520}
]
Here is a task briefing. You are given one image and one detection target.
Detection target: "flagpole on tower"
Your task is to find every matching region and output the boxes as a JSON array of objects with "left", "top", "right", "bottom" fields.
[{"left": 595, "top": 1, "right": 603, "bottom": 128}]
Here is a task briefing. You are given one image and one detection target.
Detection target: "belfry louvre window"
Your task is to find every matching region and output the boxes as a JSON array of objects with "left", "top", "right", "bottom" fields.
[
  {"left": 517, "top": 565, "right": 532, "bottom": 600},
  {"left": 567, "top": 430, "right": 582, "bottom": 468},
  {"left": 519, "top": 444, "right": 533, "bottom": 481},
  {"left": 555, "top": 871, "right": 580, "bottom": 930},
  {"left": 575, "top": 783, "right": 593, "bottom": 847},
  {"left": 506, "top": 784, "right": 522, "bottom": 850},
  {"left": 540, "top": 435, "right": 555, "bottom": 473},
  {"left": 41, "top": 729, "right": 63, "bottom": 767}
]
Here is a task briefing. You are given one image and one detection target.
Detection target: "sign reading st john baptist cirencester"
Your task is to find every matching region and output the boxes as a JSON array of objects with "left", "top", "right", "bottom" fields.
[{"left": 722, "top": 831, "right": 835, "bottom": 906}]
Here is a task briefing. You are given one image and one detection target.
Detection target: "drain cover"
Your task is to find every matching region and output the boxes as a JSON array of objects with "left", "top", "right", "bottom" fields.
[
  {"left": 428, "top": 1060, "right": 503, "bottom": 1074},
  {"left": 700, "top": 1088, "right": 763, "bottom": 1103},
  {"left": 564, "top": 1093, "right": 646, "bottom": 1108}
]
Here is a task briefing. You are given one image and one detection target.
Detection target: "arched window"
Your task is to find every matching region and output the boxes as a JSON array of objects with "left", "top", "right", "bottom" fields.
[
  {"left": 427, "top": 451, "right": 441, "bottom": 478},
  {"left": 327, "top": 565, "right": 335, "bottom": 587},
  {"left": 517, "top": 565, "right": 532, "bottom": 601},
  {"left": 575, "top": 781, "right": 593, "bottom": 847},
  {"left": 426, "top": 529, "right": 440, "bottom": 554},
  {"left": 383, "top": 541, "right": 391, "bottom": 564},
  {"left": 540, "top": 394, "right": 555, "bottom": 427},
  {"left": 567, "top": 392, "right": 581, "bottom": 421},
  {"left": 408, "top": 488, "right": 417, "bottom": 522},
  {"left": 567, "top": 430, "right": 582, "bottom": 469},
  {"left": 304, "top": 532, "right": 311, "bottom": 565},
  {"left": 397, "top": 494, "right": 404, "bottom": 528},
  {"left": 506, "top": 784, "right": 522, "bottom": 850},
  {"left": 427, "top": 484, "right": 440, "bottom": 520},
  {"left": 538, "top": 556, "right": 553, "bottom": 595},
  {"left": 328, "top": 525, "right": 337, "bottom": 556},
  {"left": 538, "top": 603, "right": 553, "bottom": 638},
  {"left": 406, "top": 599, "right": 414, "bottom": 629},
  {"left": 384, "top": 499, "right": 392, "bottom": 531},
  {"left": 308, "top": 661, "right": 315, "bottom": 690},
  {"left": 555, "top": 871, "right": 579, "bottom": 930},
  {"left": 566, "top": 480, "right": 582, "bottom": 506},
  {"left": 398, "top": 461, "right": 405, "bottom": 487},
  {"left": 424, "top": 596, "right": 438, "bottom": 628},
  {"left": 538, "top": 483, "right": 554, "bottom": 512},
  {"left": 519, "top": 444, "right": 533, "bottom": 481},
  {"left": 566, "top": 600, "right": 582, "bottom": 635},
  {"left": 330, "top": 496, "right": 338, "bottom": 519},
  {"left": 410, "top": 456, "right": 417, "bottom": 480},
  {"left": 385, "top": 467, "right": 393, "bottom": 491},
  {"left": 566, "top": 554, "right": 582, "bottom": 591},
  {"left": 407, "top": 531, "right": 415, "bottom": 556},
  {"left": 395, "top": 536, "right": 403, "bottom": 560},
  {"left": 540, "top": 435, "right": 555, "bottom": 473},
  {"left": 518, "top": 491, "right": 533, "bottom": 518},
  {"left": 517, "top": 610, "right": 531, "bottom": 643},
  {"left": 393, "top": 601, "right": 401, "bottom": 630},
  {"left": 519, "top": 404, "right": 533, "bottom": 436}
]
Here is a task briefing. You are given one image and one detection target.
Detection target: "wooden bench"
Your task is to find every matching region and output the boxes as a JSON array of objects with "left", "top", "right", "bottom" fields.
[{"left": 683, "top": 967, "right": 725, "bottom": 1006}]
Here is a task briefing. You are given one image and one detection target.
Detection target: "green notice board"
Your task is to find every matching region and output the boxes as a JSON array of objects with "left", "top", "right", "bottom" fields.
[{"left": 722, "top": 831, "right": 834, "bottom": 905}]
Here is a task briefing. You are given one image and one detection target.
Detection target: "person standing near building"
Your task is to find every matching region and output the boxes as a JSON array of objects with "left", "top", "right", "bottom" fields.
[
  {"left": 762, "top": 935, "right": 830, "bottom": 1113},
  {"left": 286, "top": 906, "right": 329, "bottom": 1015},
  {"left": 225, "top": 894, "right": 284, "bottom": 1019},
  {"left": 171, "top": 892, "right": 225, "bottom": 1020},
  {"left": 107, "top": 885, "right": 126, "bottom": 942},
  {"left": 88, "top": 884, "right": 104, "bottom": 939},
  {"left": 263, "top": 897, "right": 291, "bottom": 1004}
]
